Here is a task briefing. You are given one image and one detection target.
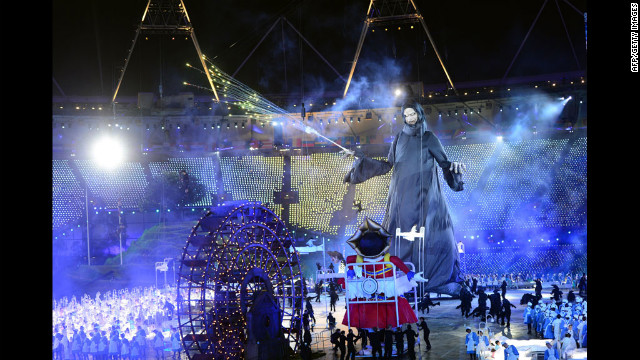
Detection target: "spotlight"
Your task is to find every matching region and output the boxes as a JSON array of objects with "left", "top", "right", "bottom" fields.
[
  {"left": 394, "top": 88, "right": 402, "bottom": 97},
  {"left": 92, "top": 136, "right": 124, "bottom": 169},
  {"left": 496, "top": 135, "right": 503, "bottom": 142}
]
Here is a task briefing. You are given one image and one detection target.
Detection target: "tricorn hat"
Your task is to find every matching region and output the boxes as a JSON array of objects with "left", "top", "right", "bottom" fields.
[{"left": 346, "top": 217, "right": 392, "bottom": 258}]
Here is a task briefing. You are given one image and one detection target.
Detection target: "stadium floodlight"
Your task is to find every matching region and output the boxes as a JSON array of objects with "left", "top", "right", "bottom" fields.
[{"left": 92, "top": 136, "right": 124, "bottom": 169}]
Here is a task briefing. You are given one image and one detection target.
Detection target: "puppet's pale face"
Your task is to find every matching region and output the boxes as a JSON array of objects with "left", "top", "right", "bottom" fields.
[{"left": 403, "top": 108, "right": 418, "bottom": 125}]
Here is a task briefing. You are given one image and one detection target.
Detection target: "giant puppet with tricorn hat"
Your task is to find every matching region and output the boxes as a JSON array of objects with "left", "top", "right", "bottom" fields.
[{"left": 338, "top": 217, "right": 428, "bottom": 329}]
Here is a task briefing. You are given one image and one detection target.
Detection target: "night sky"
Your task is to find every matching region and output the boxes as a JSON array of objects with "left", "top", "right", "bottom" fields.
[{"left": 52, "top": 0, "right": 589, "bottom": 98}]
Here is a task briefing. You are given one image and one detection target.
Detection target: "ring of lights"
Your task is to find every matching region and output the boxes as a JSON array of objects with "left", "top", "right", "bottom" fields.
[{"left": 177, "top": 202, "right": 303, "bottom": 360}]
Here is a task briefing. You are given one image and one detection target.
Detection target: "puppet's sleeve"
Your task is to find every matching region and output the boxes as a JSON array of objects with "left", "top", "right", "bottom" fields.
[
  {"left": 389, "top": 256, "right": 411, "bottom": 274},
  {"left": 343, "top": 147, "right": 393, "bottom": 184},
  {"left": 345, "top": 255, "right": 358, "bottom": 271},
  {"left": 425, "top": 132, "right": 464, "bottom": 192}
]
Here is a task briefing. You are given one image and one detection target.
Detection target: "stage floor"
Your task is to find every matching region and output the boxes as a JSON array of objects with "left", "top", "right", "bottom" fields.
[{"left": 305, "top": 287, "right": 587, "bottom": 359}]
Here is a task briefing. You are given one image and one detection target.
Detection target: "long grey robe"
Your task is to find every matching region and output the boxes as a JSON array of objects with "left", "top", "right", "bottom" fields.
[{"left": 344, "top": 123, "right": 464, "bottom": 295}]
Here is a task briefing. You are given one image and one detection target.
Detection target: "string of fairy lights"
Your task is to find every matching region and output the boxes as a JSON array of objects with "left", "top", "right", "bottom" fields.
[{"left": 184, "top": 56, "right": 353, "bottom": 153}]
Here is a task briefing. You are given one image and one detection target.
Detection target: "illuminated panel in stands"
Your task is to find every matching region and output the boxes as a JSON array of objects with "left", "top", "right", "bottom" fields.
[
  {"left": 75, "top": 160, "right": 149, "bottom": 209},
  {"left": 475, "top": 138, "right": 568, "bottom": 230},
  {"left": 290, "top": 153, "right": 352, "bottom": 235},
  {"left": 440, "top": 142, "right": 498, "bottom": 230},
  {"left": 218, "top": 155, "right": 284, "bottom": 217},
  {"left": 148, "top": 157, "right": 218, "bottom": 207},
  {"left": 52, "top": 160, "right": 84, "bottom": 229},
  {"left": 545, "top": 137, "right": 587, "bottom": 227}
]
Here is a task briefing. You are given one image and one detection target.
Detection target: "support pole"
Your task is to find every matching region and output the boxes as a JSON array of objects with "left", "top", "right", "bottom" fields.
[
  {"left": 179, "top": 0, "right": 219, "bottom": 102},
  {"left": 119, "top": 231, "right": 123, "bottom": 266},
  {"left": 112, "top": 0, "right": 219, "bottom": 103},
  {"left": 232, "top": 17, "right": 282, "bottom": 78},
  {"left": 86, "top": 187, "right": 90, "bottom": 266},
  {"left": 111, "top": 18, "right": 143, "bottom": 104},
  {"left": 502, "top": 0, "right": 549, "bottom": 82},
  {"left": 553, "top": 0, "right": 581, "bottom": 70},
  {"left": 323, "top": 237, "right": 327, "bottom": 314},
  {"left": 282, "top": 17, "right": 347, "bottom": 83},
  {"left": 190, "top": 31, "right": 220, "bottom": 102},
  {"left": 344, "top": 1, "right": 457, "bottom": 98},
  {"left": 343, "top": 19, "right": 371, "bottom": 98},
  {"left": 410, "top": 0, "right": 457, "bottom": 94}
]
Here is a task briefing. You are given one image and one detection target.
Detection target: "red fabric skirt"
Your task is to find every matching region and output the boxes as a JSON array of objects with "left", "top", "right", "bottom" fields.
[{"left": 341, "top": 297, "right": 417, "bottom": 329}]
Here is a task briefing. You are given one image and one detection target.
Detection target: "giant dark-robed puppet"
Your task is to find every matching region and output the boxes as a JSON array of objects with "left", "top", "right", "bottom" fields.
[{"left": 344, "top": 100, "right": 466, "bottom": 296}]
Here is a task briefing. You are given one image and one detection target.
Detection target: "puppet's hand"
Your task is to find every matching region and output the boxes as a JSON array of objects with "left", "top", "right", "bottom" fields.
[
  {"left": 449, "top": 162, "right": 466, "bottom": 174},
  {"left": 340, "top": 149, "right": 355, "bottom": 159},
  {"left": 412, "top": 272, "right": 429, "bottom": 283},
  {"left": 341, "top": 148, "right": 366, "bottom": 159},
  {"left": 407, "top": 271, "right": 415, "bottom": 281}
]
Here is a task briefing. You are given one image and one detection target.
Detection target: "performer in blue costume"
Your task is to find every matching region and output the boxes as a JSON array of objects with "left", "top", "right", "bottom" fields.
[
  {"left": 475, "top": 330, "right": 490, "bottom": 359},
  {"left": 542, "top": 313, "right": 554, "bottom": 339},
  {"left": 502, "top": 342, "right": 520, "bottom": 360},
  {"left": 343, "top": 99, "right": 466, "bottom": 296},
  {"left": 544, "top": 342, "right": 559, "bottom": 360},
  {"left": 523, "top": 302, "right": 534, "bottom": 334},
  {"left": 464, "top": 327, "right": 479, "bottom": 360}
]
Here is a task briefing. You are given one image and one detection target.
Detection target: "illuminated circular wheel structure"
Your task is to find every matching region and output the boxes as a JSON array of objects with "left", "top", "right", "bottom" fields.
[{"left": 177, "top": 202, "right": 304, "bottom": 360}]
